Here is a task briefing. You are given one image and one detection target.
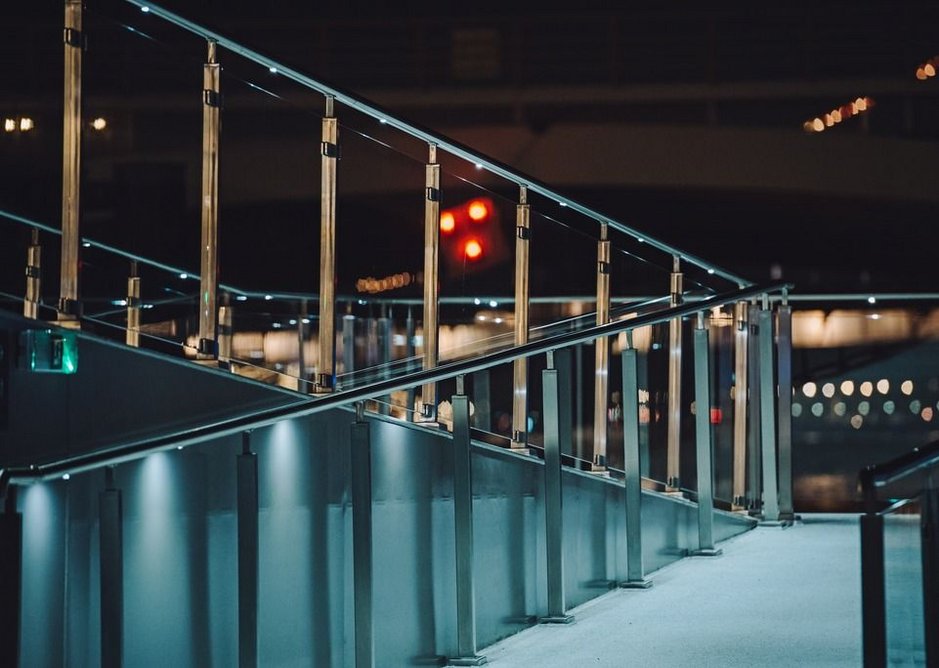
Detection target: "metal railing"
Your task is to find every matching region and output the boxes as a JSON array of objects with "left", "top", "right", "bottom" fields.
[{"left": 859, "top": 439, "right": 939, "bottom": 667}]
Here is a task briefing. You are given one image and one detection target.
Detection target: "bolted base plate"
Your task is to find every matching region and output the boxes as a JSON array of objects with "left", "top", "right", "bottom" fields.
[
  {"left": 619, "top": 578, "right": 653, "bottom": 589},
  {"left": 539, "top": 614, "right": 575, "bottom": 624},
  {"left": 758, "top": 519, "right": 785, "bottom": 527},
  {"left": 448, "top": 655, "right": 488, "bottom": 666},
  {"left": 691, "top": 548, "right": 723, "bottom": 557}
]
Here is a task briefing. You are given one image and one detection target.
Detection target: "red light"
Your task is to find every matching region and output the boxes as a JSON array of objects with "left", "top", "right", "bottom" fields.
[
  {"left": 710, "top": 407, "right": 723, "bottom": 425},
  {"left": 440, "top": 212, "right": 456, "bottom": 234},
  {"left": 467, "top": 200, "right": 489, "bottom": 222},
  {"left": 464, "top": 238, "right": 483, "bottom": 260}
]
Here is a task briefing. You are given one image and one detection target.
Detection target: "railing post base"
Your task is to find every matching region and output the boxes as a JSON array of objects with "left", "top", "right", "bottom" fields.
[{"left": 690, "top": 548, "right": 722, "bottom": 557}]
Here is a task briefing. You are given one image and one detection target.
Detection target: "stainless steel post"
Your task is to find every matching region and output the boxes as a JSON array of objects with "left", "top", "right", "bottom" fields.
[
  {"left": 621, "top": 332, "right": 652, "bottom": 587},
  {"left": 350, "top": 407, "right": 374, "bottom": 668},
  {"left": 24, "top": 229, "right": 41, "bottom": 319},
  {"left": 126, "top": 262, "right": 140, "bottom": 347},
  {"left": 406, "top": 308, "right": 416, "bottom": 415},
  {"left": 511, "top": 186, "right": 531, "bottom": 450},
  {"left": 860, "top": 512, "right": 886, "bottom": 667},
  {"left": 237, "top": 433, "right": 258, "bottom": 668},
  {"left": 100, "top": 467, "right": 123, "bottom": 668},
  {"left": 297, "top": 299, "right": 308, "bottom": 390},
  {"left": 758, "top": 299, "right": 780, "bottom": 522},
  {"left": 747, "top": 302, "right": 763, "bottom": 514},
  {"left": 218, "top": 294, "right": 232, "bottom": 369},
  {"left": 666, "top": 256, "right": 684, "bottom": 491},
  {"left": 377, "top": 314, "right": 392, "bottom": 415},
  {"left": 317, "top": 97, "right": 338, "bottom": 391},
  {"left": 451, "top": 377, "right": 487, "bottom": 665},
  {"left": 342, "top": 313, "right": 355, "bottom": 381},
  {"left": 776, "top": 298, "right": 794, "bottom": 521},
  {"left": 922, "top": 479, "right": 939, "bottom": 666},
  {"left": 197, "top": 40, "right": 221, "bottom": 359},
  {"left": 59, "top": 0, "right": 83, "bottom": 323},
  {"left": 541, "top": 352, "right": 575, "bottom": 622},
  {"left": 732, "top": 301, "right": 749, "bottom": 509},
  {"left": 0, "top": 489, "right": 22, "bottom": 668},
  {"left": 692, "top": 313, "right": 721, "bottom": 556},
  {"left": 420, "top": 144, "right": 440, "bottom": 421},
  {"left": 592, "top": 223, "right": 611, "bottom": 472}
]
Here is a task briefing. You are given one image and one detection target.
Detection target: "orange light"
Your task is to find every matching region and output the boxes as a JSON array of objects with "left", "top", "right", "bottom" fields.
[
  {"left": 440, "top": 212, "right": 456, "bottom": 233},
  {"left": 467, "top": 200, "right": 489, "bottom": 222},
  {"left": 464, "top": 238, "right": 483, "bottom": 260}
]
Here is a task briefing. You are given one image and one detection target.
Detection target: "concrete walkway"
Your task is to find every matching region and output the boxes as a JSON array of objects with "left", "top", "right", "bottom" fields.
[{"left": 481, "top": 514, "right": 862, "bottom": 667}]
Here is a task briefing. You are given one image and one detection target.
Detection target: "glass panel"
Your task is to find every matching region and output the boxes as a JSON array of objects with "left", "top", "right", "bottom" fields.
[{"left": 883, "top": 499, "right": 926, "bottom": 666}]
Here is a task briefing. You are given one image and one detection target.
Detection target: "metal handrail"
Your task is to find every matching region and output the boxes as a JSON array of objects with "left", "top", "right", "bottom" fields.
[
  {"left": 859, "top": 438, "right": 939, "bottom": 510},
  {"left": 2, "top": 280, "right": 789, "bottom": 482},
  {"left": 122, "top": 0, "right": 750, "bottom": 287}
]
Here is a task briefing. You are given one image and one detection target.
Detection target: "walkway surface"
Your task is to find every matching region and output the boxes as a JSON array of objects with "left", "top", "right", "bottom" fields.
[{"left": 481, "top": 514, "right": 862, "bottom": 667}]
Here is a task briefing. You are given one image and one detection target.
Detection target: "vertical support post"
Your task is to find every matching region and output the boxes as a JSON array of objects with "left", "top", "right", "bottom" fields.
[
  {"left": 420, "top": 144, "right": 440, "bottom": 421},
  {"left": 237, "top": 432, "right": 258, "bottom": 668},
  {"left": 541, "top": 352, "right": 575, "bottom": 622},
  {"left": 692, "top": 313, "right": 721, "bottom": 556},
  {"left": 197, "top": 40, "right": 221, "bottom": 359},
  {"left": 922, "top": 479, "right": 939, "bottom": 667},
  {"left": 377, "top": 312, "right": 392, "bottom": 415},
  {"left": 317, "top": 96, "right": 339, "bottom": 391},
  {"left": 621, "top": 332, "right": 652, "bottom": 587},
  {"left": 591, "top": 223, "right": 611, "bottom": 472},
  {"left": 860, "top": 511, "right": 886, "bottom": 667},
  {"left": 556, "top": 347, "right": 574, "bottom": 457},
  {"left": 100, "top": 467, "right": 124, "bottom": 668},
  {"left": 451, "top": 377, "right": 487, "bottom": 665},
  {"left": 776, "top": 297, "right": 794, "bottom": 521},
  {"left": 350, "top": 406, "right": 374, "bottom": 668},
  {"left": 297, "top": 299, "right": 308, "bottom": 390},
  {"left": 511, "top": 186, "right": 531, "bottom": 450},
  {"left": 732, "top": 300, "right": 749, "bottom": 509},
  {"left": 0, "top": 487, "right": 22, "bottom": 668},
  {"left": 24, "top": 229, "right": 41, "bottom": 319},
  {"left": 666, "top": 256, "right": 684, "bottom": 491},
  {"left": 747, "top": 301, "right": 763, "bottom": 514},
  {"left": 126, "top": 261, "right": 140, "bottom": 347},
  {"left": 59, "top": 0, "right": 83, "bottom": 323},
  {"left": 342, "top": 313, "right": 355, "bottom": 378},
  {"left": 758, "top": 298, "right": 780, "bottom": 522},
  {"left": 218, "top": 293, "right": 232, "bottom": 369},
  {"left": 405, "top": 308, "right": 416, "bottom": 415}
]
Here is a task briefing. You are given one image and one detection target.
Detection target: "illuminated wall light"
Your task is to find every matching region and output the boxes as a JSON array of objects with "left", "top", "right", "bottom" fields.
[
  {"left": 858, "top": 401, "right": 870, "bottom": 416},
  {"left": 62, "top": 473, "right": 70, "bottom": 481},
  {"left": 467, "top": 200, "right": 489, "bottom": 221},
  {"left": 831, "top": 109, "right": 842, "bottom": 123},
  {"left": 922, "top": 406, "right": 934, "bottom": 422},
  {"left": 850, "top": 415, "right": 863, "bottom": 429},
  {"left": 910, "top": 399, "right": 922, "bottom": 414},
  {"left": 867, "top": 296, "right": 876, "bottom": 304},
  {"left": 802, "top": 381, "right": 817, "bottom": 398},
  {"left": 901, "top": 380, "right": 914, "bottom": 395},
  {"left": 915, "top": 58, "right": 937, "bottom": 80},
  {"left": 440, "top": 212, "right": 456, "bottom": 233},
  {"left": 792, "top": 402, "right": 803, "bottom": 418},
  {"left": 824, "top": 114, "right": 834, "bottom": 128},
  {"left": 3, "top": 118, "right": 16, "bottom": 132},
  {"left": 91, "top": 117, "right": 107, "bottom": 131},
  {"left": 19, "top": 117, "right": 34, "bottom": 132},
  {"left": 822, "top": 382, "right": 836, "bottom": 398},
  {"left": 833, "top": 401, "right": 847, "bottom": 417},
  {"left": 812, "top": 118, "right": 825, "bottom": 132},
  {"left": 840, "top": 380, "right": 855, "bottom": 396},
  {"left": 811, "top": 402, "right": 824, "bottom": 417},
  {"left": 488, "top": 300, "right": 498, "bottom": 308},
  {"left": 883, "top": 400, "right": 895, "bottom": 415},
  {"left": 264, "top": 294, "right": 273, "bottom": 301},
  {"left": 876, "top": 378, "right": 890, "bottom": 394}
]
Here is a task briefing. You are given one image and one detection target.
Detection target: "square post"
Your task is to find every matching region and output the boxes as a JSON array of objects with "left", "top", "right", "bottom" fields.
[
  {"left": 0, "top": 487, "right": 22, "bottom": 668},
  {"left": 692, "top": 313, "right": 721, "bottom": 556},
  {"left": 59, "top": 0, "right": 83, "bottom": 323},
  {"left": 746, "top": 302, "right": 762, "bottom": 514},
  {"left": 351, "top": 408, "right": 374, "bottom": 668},
  {"left": 621, "top": 334, "right": 653, "bottom": 588},
  {"left": 666, "top": 256, "right": 683, "bottom": 491},
  {"left": 237, "top": 433, "right": 259, "bottom": 668},
  {"left": 860, "top": 512, "right": 886, "bottom": 667},
  {"left": 316, "top": 96, "right": 339, "bottom": 391},
  {"left": 732, "top": 300, "right": 749, "bottom": 510},
  {"left": 541, "top": 352, "right": 575, "bottom": 623},
  {"left": 922, "top": 480, "right": 939, "bottom": 666},
  {"left": 100, "top": 468, "right": 124, "bottom": 668},
  {"left": 591, "top": 223, "right": 611, "bottom": 472},
  {"left": 511, "top": 186, "right": 531, "bottom": 450},
  {"left": 419, "top": 144, "right": 440, "bottom": 421},
  {"left": 758, "top": 300, "right": 780, "bottom": 522},
  {"left": 197, "top": 40, "right": 221, "bottom": 359},
  {"left": 776, "top": 300, "right": 795, "bottom": 521},
  {"left": 451, "top": 377, "right": 487, "bottom": 664}
]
